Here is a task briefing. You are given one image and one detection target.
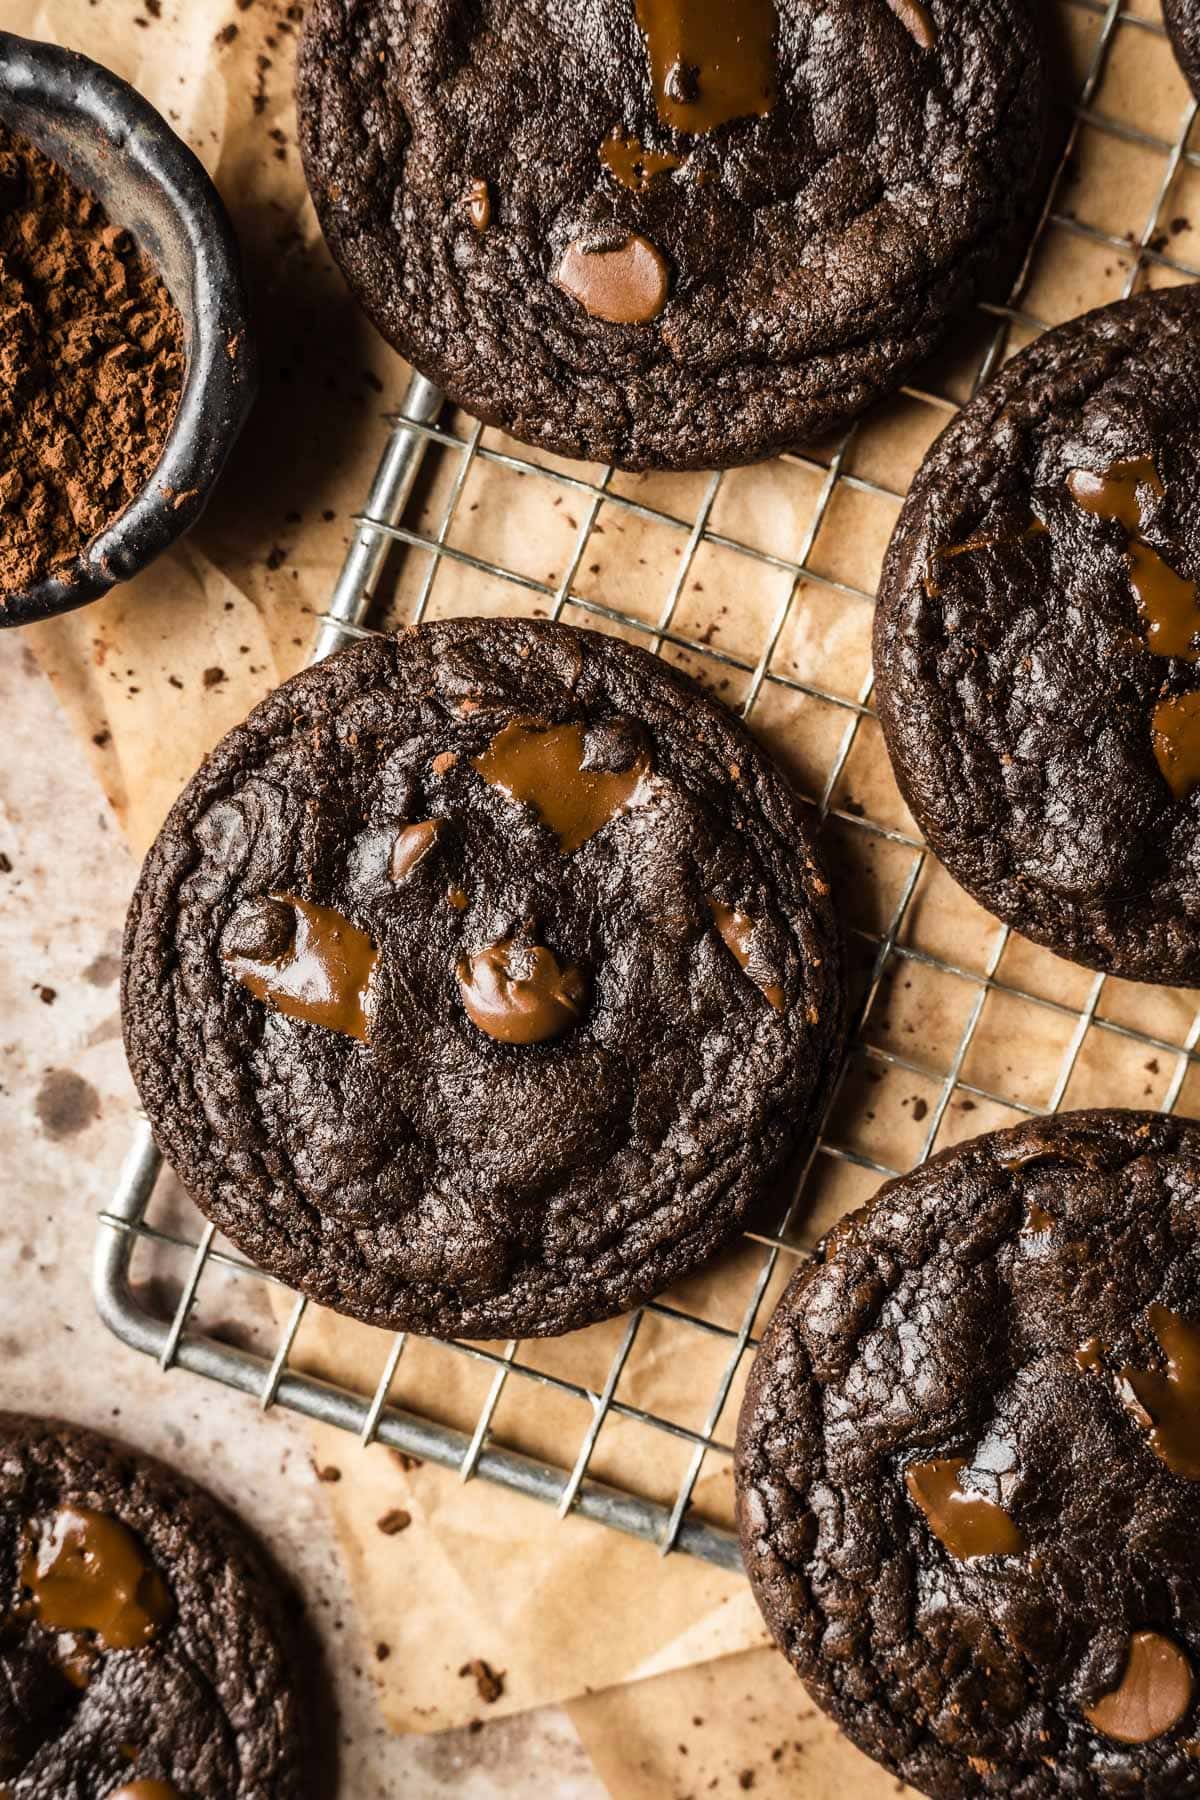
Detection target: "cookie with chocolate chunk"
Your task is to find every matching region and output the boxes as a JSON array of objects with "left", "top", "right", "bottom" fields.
[
  {"left": 0, "top": 1414, "right": 314, "bottom": 1797},
  {"left": 296, "top": 0, "right": 1051, "bottom": 471},
  {"left": 123, "top": 618, "right": 845, "bottom": 1340},
  {"left": 736, "top": 1110, "right": 1200, "bottom": 1800},
  {"left": 874, "top": 284, "right": 1200, "bottom": 985},
  {"left": 1165, "top": 0, "right": 1200, "bottom": 98}
]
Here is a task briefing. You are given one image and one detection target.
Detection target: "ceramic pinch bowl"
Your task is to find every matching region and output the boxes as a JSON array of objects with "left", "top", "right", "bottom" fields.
[{"left": 0, "top": 31, "right": 257, "bottom": 626}]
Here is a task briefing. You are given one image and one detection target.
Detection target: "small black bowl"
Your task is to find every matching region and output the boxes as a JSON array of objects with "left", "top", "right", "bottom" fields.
[{"left": 0, "top": 32, "right": 257, "bottom": 626}]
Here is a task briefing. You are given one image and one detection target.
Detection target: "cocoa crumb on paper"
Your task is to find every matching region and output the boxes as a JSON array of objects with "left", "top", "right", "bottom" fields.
[
  {"left": 376, "top": 1509, "right": 412, "bottom": 1536},
  {"left": 458, "top": 1659, "right": 504, "bottom": 1704}
]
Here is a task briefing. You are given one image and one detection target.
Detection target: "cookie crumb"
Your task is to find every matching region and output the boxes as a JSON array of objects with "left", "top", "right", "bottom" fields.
[
  {"left": 376, "top": 1508, "right": 412, "bottom": 1536},
  {"left": 458, "top": 1659, "right": 504, "bottom": 1703}
]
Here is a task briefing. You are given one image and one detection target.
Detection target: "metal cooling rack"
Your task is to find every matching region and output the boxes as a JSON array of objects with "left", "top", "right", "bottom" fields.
[{"left": 95, "top": 0, "right": 1200, "bottom": 1573}]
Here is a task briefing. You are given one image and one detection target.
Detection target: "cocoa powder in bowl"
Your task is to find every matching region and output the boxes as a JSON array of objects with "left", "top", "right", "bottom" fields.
[{"left": 0, "top": 119, "right": 184, "bottom": 600}]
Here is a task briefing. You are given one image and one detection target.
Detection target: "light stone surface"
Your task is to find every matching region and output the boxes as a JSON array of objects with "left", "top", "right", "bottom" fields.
[{"left": 0, "top": 632, "right": 606, "bottom": 1800}]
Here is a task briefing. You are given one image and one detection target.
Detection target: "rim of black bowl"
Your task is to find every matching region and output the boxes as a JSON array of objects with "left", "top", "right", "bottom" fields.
[{"left": 0, "top": 32, "right": 257, "bottom": 626}]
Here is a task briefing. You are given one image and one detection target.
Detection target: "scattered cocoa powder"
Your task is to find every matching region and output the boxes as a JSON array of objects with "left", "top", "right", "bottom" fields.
[{"left": 0, "top": 121, "right": 185, "bottom": 601}]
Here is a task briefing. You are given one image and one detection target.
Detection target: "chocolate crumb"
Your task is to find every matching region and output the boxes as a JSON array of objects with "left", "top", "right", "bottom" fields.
[
  {"left": 458, "top": 1659, "right": 504, "bottom": 1704},
  {"left": 376, "top": 1508, "right": 412, "bottom": 1536}
]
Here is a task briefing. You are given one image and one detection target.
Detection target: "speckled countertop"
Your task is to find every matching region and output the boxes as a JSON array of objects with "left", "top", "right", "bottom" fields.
[{"left": 0, "top": 631, "right": 606, "bottom": 1799}]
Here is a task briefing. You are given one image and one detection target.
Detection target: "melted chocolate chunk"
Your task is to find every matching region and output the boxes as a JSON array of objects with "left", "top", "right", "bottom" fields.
[
  {"left": 1084, "top": 1632, "right": 1194, "bottom": 1746},
  {"left": 555, "top": 236, "right": 669, "bottom": 325},
  {"left": 456, "top": 939, "right": 586, "bottom": 1045},
  {"left": 1152, "top": 692, "right": 1200, "bottom": 802},
  {"left": 389, "top": 820, "right": 443, "bottom": 883},
  {"left": 474, "top": 718, "right": 650, "bottom": 851},
  {"left": 633, "top": 0, "right": 777, "bottom": 134},
  {"left": 1067, "top": 457, "right": 1200, "bottom": 663},
  {"left": 905, "top": 1457, "right": 1026, "bottom": 1561},
  {"left": 885, "top": 0, "right": 936, "bottom": 46},
  {"left": 1118, "top": 1306, "right": 1200, "bottom": 1479},
  {"left": 1129, "top": 542, "right": 1200, "bottom": 659},
  {"left": 226, "top": 896, "right": 378, "bottom": 1043},
  {"left": 1066, "top": 457, "right": 1162, "bottom": 535},
  {"left": 709, "top": 901, "right": 784, "bottom": 1011},
  {"left": 467, "top": 178, "right": 491, "bottom": 232},
  {"left": 22, "top": 1508, "right": 172, "bottom": 1653},
  {"left": 106, "top": 1784, "right": 186, "bottom": 1800},
  {"left": 599, "top": 130, "right": 682, "bottom": 191}
]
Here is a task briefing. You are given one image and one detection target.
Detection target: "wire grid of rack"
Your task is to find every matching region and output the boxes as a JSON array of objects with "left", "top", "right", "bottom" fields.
[{"left": 96, "top": 0, "right": 1200, "bottom": 1574}]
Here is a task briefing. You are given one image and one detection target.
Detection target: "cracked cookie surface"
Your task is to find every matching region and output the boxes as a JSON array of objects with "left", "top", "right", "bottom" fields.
[
  {"left": 0, "top": 1415, "right": 312, "bottom": 1798},
  {"left": 736, "top": 1110, "right": 1200, "bottom": 1799},
  {"left": 1165, "top": 0, "right": 1200, "bottom": 97},
  {"left": 874, "top": 285, "right": 1200, "bottom": 985},
  {"left": 296, "top": 0, "right": 1050, "bottom": 470},
  {"left": 123, "top": 619, "right": 845, "bottom": 1339}
]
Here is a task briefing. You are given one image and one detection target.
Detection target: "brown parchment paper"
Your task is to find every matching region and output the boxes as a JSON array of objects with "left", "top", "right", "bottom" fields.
[
  {"left": 568, "top": 1648, "right": 921, "bottom": 1799},
  {"left": 16, "top": 0, "right": 1200, "bottom": 1792}
]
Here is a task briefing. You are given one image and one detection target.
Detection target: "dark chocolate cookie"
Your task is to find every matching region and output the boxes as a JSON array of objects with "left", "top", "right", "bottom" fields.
[
  {"left": 0, "top": 1415, "right": 312, "bottom": 1798},
  {"left": 874, "top": 284, "right": 1200, "bottom": 985},
  {"left": 296, "top": 0, "right": 1051, "bottom": 471},
  {"left": 1165, "top": 0, "right": 1200, "bottom": 98},
  {"left": 736, "top": 1110, "right": 1200, "bottom": 1800},
  {"left": 123, "top": 618, "right": 845, "bottom": 1340}
]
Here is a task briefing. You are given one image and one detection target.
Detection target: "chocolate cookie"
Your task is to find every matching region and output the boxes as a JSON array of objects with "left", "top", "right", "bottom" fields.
[
  {"left": 296, "top": 0, "right": 1051, "bottom": 471},
  {"left": 123, "top": 619, "right": 845, "bottom": 1340},
  {"left": 0, "top": 1414, "right": 312, "bottom": 1797},
  {"left": 1165, "top": 0, "right": 1200, "bottom": 98},
  {"left": 736, "top": 1110, "right": 1200, "bottom": 1800},
  {"left": 874, "top": 284, "right": 1200, "bottom": 985}
]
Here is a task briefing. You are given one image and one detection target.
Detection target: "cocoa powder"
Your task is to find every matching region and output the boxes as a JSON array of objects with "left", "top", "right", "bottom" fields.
[{"left": 0, "top": 120, "right": 185, "bottom": 600}]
